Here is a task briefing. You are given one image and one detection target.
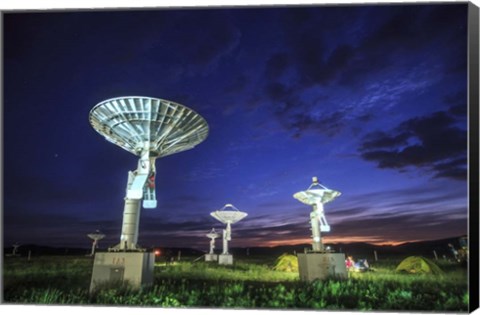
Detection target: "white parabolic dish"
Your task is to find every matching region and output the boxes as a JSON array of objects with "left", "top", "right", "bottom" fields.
[
  {"left": 206, "top": 231, "right": 220, "bottom": 238},
  {"left": 87, "top": 232, "right": 106, "bottom": 241},
  {"left": 294, "top": 188, "right": 341, "bottom": 205},
  {"left": 210, "top": 204, "right": 248, "bottom": 224},
  {"left": 89, "top": 96, "right": 209, "bottom": 157}
]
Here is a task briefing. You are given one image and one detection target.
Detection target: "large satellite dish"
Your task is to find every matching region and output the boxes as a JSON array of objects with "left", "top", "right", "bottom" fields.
[
  {"left": 90, "top": 96, "right": 209, "bottom": 251},
  {"left": 89, "top": 96, "right": 209, "bottom": 158}
]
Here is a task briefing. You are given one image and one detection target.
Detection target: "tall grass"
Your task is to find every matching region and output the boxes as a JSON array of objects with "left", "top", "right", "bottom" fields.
[
  {"left": 155, "top": 261, "right": 298, "bottom": 282},
  {"left": 3, "top": 255, "right": 469, "bottom": 311}
]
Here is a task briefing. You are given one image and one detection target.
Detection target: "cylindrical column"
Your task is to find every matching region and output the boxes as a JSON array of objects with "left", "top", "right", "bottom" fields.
[
  {"left": 310, "top": 209, "right": 322, "bottom": 251},
  {"left": 209, "top": 238, "right": 215, "bottom": 254},
  {"left": 90, "top": 240, "right": 97, "bottom": 256},
  {"left": 119, "top": 198, "right": 142, "bottom": 250},
  {"left": 222, "top": 229, "right": 228, "bottom": 254}
]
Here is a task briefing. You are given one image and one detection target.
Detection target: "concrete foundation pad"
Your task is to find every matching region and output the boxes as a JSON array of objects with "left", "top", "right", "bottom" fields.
[
  {"left": 297, "top": 252, "right": 347, "bottom": 281},
  {"left": 218, "top": 254, "right": 233, "bottom": 265},
  {"left": 205, "top": 254, "right": 218, "bottom": 261},
  {"left": 90, "top": 252, "right": 155, "bottom": 292}
]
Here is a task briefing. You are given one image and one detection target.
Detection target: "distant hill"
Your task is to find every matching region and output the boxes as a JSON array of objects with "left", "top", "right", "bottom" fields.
[
  {"left": 230, "top": 236, "right": 465, "bottom": 260},
  {"left": 4, "top": 236, "right": 465, "bottom": 260},
  {"left": 3, "top": 244, "right": 90, "bottom": 256},
  {"left": 3, "top": 244, "right": 204, "bottom": 258}
]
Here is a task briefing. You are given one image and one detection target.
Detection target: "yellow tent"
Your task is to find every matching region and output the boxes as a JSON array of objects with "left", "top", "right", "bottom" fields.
[{"left": 395, "top": 256, "right": 443, "bottom": 275}]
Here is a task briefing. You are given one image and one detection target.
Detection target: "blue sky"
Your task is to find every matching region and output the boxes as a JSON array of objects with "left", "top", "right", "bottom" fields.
[{"left": 3, "top": 3, "right": 469, "bottom": 250}]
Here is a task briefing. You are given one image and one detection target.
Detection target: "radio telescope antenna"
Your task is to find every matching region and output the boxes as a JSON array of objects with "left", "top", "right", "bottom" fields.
[
  {"left": 87, "top": 230, "right": 106, "bottom": 256},
  {"left": 206, "top": 228, "right": 220, "bottom": 255},
  {"left": 12, "top": 243, "right": 21, "bottom": 256},
  {"left": 293, "top": 177, "right": 341, "bottom": 252},
  {"left": 90, "top": 96, "right": 209, "bottom": 251},
  {"left": 210, "top": 204, "right": 247, "bottom": 261}
]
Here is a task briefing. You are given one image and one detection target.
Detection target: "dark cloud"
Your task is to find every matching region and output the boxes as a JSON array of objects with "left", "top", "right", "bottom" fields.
[
  {"left": 330, "top": 208, "right": 467, "bottom": 242},
  {"left": 360, "top": 131, "right": 411, "bottom": 150},
  {"left": 431, "top": 157, "right": 468, "bottom": 180},
  {"left": 445, "top": 91, "right": 468, "bottom": 117},
  {"left": 329, "top": 207, "right": 368, "bottom": 218},
  {"left": 257, "top": 5, "right": 467, "bottom": 139},
  {"left": 163, "top": 11, "right": 240, "bottom": 67},
  {"left": 224, "top": 74, "right": 249, "bottom": 94},
  {"left": 265, "top": 53, "right": 290, "bottom": 79},
  {"left": 359, "top": 106, "right": 467, "bottom": 180},
  {"left": 339, "top": 5, "right": 467, "bottom": 86},
  {"left": 265, "top": 82, "right": 293, "bottom": 102},
  {"left": 288, "top": 111, "right": 346, "bottom": 138}
]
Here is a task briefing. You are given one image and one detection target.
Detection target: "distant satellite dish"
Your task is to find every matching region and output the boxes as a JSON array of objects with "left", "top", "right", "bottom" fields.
[
  {"left": 87, "top": 230, "right": 106, "bottom": 256},
  {"left": 210, "top": 204, "right": 247, "bottom": 257},
  {"left": 12, "top": 243, "right": 21, "bottom": 256},
  {"left": 210, "top": 204, "right": 248, "bottom": 224},
  {"left": 89, "top": 96, "right": 209, "bottom": 251},
  {"left": 87, "top": 230, "right": 106, "bottom": 241},
  {"left": 206, "top": 228, "right": 220, "bottom": 255},
  {"left": 206, "top": 228, "right": 220, "bottom": 240},
  {"left": 293, "top": 177, "right": 341, "bottom": 252}
]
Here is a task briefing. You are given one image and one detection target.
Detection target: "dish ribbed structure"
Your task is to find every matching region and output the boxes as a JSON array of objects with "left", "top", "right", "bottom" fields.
[
  {"left": 293, "top": 177, "right": 341, "bottom": 252},
  {"left": 210, "top": 204, "right": 247, "bottom": 255},
  {"left": 90, "top": 96, "right": 209, "bottom": 158},
  {"left": 90, "top": 96, "right": 209, "bottom": 251}
]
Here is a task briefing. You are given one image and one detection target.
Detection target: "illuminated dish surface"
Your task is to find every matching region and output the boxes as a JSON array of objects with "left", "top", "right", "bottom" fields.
[{"left": 89, "top": 96, "right": 209, "bottom": 158}]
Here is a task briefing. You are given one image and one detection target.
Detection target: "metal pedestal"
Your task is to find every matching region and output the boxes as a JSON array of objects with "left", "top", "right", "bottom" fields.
[
  {"left": 218, "top": 254, "right": 233, "bottom": 265},
  {"left": 90, "top": 252, "right": 155, "bottom": 292},
  {"left": 205, "top": 254, "right": 218, "bottom": 261},
  {"left": 297, "top": 252, "right": 347, "bottom": 281}
]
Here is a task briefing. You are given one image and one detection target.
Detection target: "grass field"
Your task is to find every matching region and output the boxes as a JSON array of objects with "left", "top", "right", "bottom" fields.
[{"left": 2, "top": 254, "right": 469, "bottom": 311}]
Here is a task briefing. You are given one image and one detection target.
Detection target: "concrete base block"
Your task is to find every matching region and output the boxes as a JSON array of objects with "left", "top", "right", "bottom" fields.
[
  {"left": 297, "top": 252, "right": 347, "bottom": 281},
  {"left": 218, "top": 254, "right": 233, "bottom": 265},
  {"left": 205, "top": 254, "right": 218, "bottom": 261},
  {"left": 90, "top": 252, "right": 155, "bottom": 292}
]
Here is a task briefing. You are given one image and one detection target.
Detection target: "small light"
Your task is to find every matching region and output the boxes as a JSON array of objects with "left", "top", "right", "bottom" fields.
[{"left": 154, "top": 250, "right": 161, "bottom": 256}]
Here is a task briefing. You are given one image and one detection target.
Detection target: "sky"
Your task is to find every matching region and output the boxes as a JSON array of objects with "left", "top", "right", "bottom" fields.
[{"left": 3, "top": 3, "right": 471, "bottom": 251}]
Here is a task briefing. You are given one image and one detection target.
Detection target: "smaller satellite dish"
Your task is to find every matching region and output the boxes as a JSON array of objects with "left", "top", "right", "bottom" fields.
[
  {"left": 206, "top": 228, "right": 220, "bottom": 239},
  {"left": 12, "top": 243, "right": 21, "bottom": 256},
  {"left": 87, "top": 230, "right": 106, "bottom": 241},
  {"left": 210, "top": 204, "right": 247, "bottom": 260},
  {"left": 293, "top": 177, "right": 341, "bottom": 205},
  {"left": 210, "top": 204, "right": 248, "bottom": 224},
  {"left": 206, "top": 228, "right": 220, "bottom": 256},
  {"left": 293, "top": 177, "right": 341, "bottom": 252},
  {"left": 87, "top": 230, "right": 106, "bottom": 256}
]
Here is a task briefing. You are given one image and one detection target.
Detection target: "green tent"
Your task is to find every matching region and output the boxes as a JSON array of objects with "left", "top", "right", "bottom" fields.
[
  {"left": 273, "top": 253, "right": 298, "bottom": 272},
  {"left": 395, "top": 256, "right": 443, "bottom": 275}
]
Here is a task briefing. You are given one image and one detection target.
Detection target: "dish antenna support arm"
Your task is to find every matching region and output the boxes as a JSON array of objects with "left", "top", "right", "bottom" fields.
[
  {"left": 112, "top": 147, "right": 157, "bottom": 251},
  {"left": 127, "top": 147, "right": 157, "bottom": 208},
  {"left": 310, "top": 202, "right": 330, "bottom": 251}
]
